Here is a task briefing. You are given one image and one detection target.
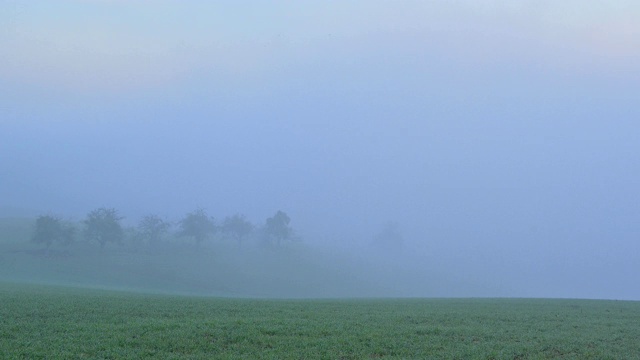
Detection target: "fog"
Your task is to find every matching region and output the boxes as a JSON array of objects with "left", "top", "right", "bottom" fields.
[{"left": 1, "top": 1, "right": 639, "bottom": 300}]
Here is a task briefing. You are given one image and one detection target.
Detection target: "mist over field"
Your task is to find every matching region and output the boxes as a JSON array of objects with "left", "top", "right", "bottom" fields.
[{"left": 1, "top": 1, "right": 639, "bottom": 300}]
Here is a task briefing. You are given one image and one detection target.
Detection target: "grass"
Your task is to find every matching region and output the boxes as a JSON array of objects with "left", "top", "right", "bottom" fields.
[{"left": 1, "top": 283, "right": 640, "bottom": 359}]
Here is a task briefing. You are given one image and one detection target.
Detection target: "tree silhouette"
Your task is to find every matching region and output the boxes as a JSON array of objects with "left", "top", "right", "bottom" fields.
[
  {"left": 264, "top": 210, "right": 291, "bottom": 246},
  {"left": 138, "top": 214, "right": 170, "bottom": 245},
  {"left": 83, "top": 208, "right": 124, "bottom": 248},
  {"left": 32, "top": 215, "right": 75, "bottom": 249},
  {"left": 178, "top": 209, "right": 215, "bottom": 246},
  {"left": 222, "top": 214, "right": 253, "bottom": 247},
  {"left": 372, "top": 222, "right": 403, "bottom": 252}
]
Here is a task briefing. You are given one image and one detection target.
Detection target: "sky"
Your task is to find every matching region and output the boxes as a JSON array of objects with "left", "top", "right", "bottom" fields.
[{"left": 1, "top": 1, "right": 639, "bottom": 299}]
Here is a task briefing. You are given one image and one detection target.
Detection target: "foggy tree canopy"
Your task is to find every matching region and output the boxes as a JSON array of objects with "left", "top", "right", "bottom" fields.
[
  {"left": 32, "top": 215, "right": 74, "bottom": 249},
  {"left": 138, "top": 214, "right": 171, "bottom": 244},
  {"left": 178, "top": 209, "right": 216, "bottom": 246},
  {"left": 265, "top": 211, "right": 292, "bottom": 246},
  {"left": 83, "top": 208, "right": 125, "bottom": 248},
  {"left": 222, "top": 214, "right": 254, "bottom": 247}
]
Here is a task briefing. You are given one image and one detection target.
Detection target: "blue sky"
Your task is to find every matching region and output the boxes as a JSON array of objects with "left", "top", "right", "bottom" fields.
[{"left": 1, "top": 1, "right": 639, "bottom": 299}]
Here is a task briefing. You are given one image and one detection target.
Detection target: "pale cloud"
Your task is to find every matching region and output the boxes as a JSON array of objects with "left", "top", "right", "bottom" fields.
[
  {"left": 581, "top": 20, "right": 640, "bottom": 59},
  {"left": 1, "top": 1, "right": 638, "bottom": 94},
  {"left": 2, "top": 27, "right": 186, "bottom": 92}
]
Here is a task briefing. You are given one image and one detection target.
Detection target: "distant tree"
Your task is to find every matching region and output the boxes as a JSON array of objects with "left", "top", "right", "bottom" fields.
[
  {"left": 83, "top": 208, "right": 124, "bottom": 248},
  {"left": 264, "top": 210, "right": 292, "bottom": 246},
  {"left": 32, "top": 215, "right": 75, "bottom": 249},
  {"left": 138, "top": 214, "right": 170, "bottom": 244},
  {"left": 372, "top": 222, "right": 403, "bottom": 252},
  {"left": 178, "top": 209, "right": 215, "bottom": 246},
  {"left": 222, "top": 214, "right": 253, "bottom": 247}
]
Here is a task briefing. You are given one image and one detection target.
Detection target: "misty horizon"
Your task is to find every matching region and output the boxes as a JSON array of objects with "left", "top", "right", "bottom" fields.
[{"left": 2, "top": 1, "right": 639, "bottom": 301}]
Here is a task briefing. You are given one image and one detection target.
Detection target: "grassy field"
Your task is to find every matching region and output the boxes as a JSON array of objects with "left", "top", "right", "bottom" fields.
[{"left": 1, "top": 283, "right": 639, "bottom": 359}]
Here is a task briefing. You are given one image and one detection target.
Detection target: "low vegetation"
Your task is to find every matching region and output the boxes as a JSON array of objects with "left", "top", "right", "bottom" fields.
[
  {"left": 2, "top": 217, "right": 639, "bottom": 358},
  {"left": 1, "top": 283, "right": 639, "bottom": 359}
]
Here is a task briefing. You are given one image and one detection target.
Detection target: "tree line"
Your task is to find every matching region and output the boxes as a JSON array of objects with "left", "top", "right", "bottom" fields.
[{"left": 31, "top": 208, "right": 294, "bottom": 250}]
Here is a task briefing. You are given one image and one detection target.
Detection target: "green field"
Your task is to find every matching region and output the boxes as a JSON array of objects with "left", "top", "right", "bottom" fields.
[
  {"left": 2, "top": 283, "right": 639, "bottom": 359},
  {"left": 2, "top": 218, "right": 640, "bottom": 358}
]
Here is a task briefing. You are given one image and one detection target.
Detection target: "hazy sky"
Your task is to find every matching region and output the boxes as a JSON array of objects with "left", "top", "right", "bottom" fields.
[{"left": 1, "top": 1, "right": 639, "bottom": 299}]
